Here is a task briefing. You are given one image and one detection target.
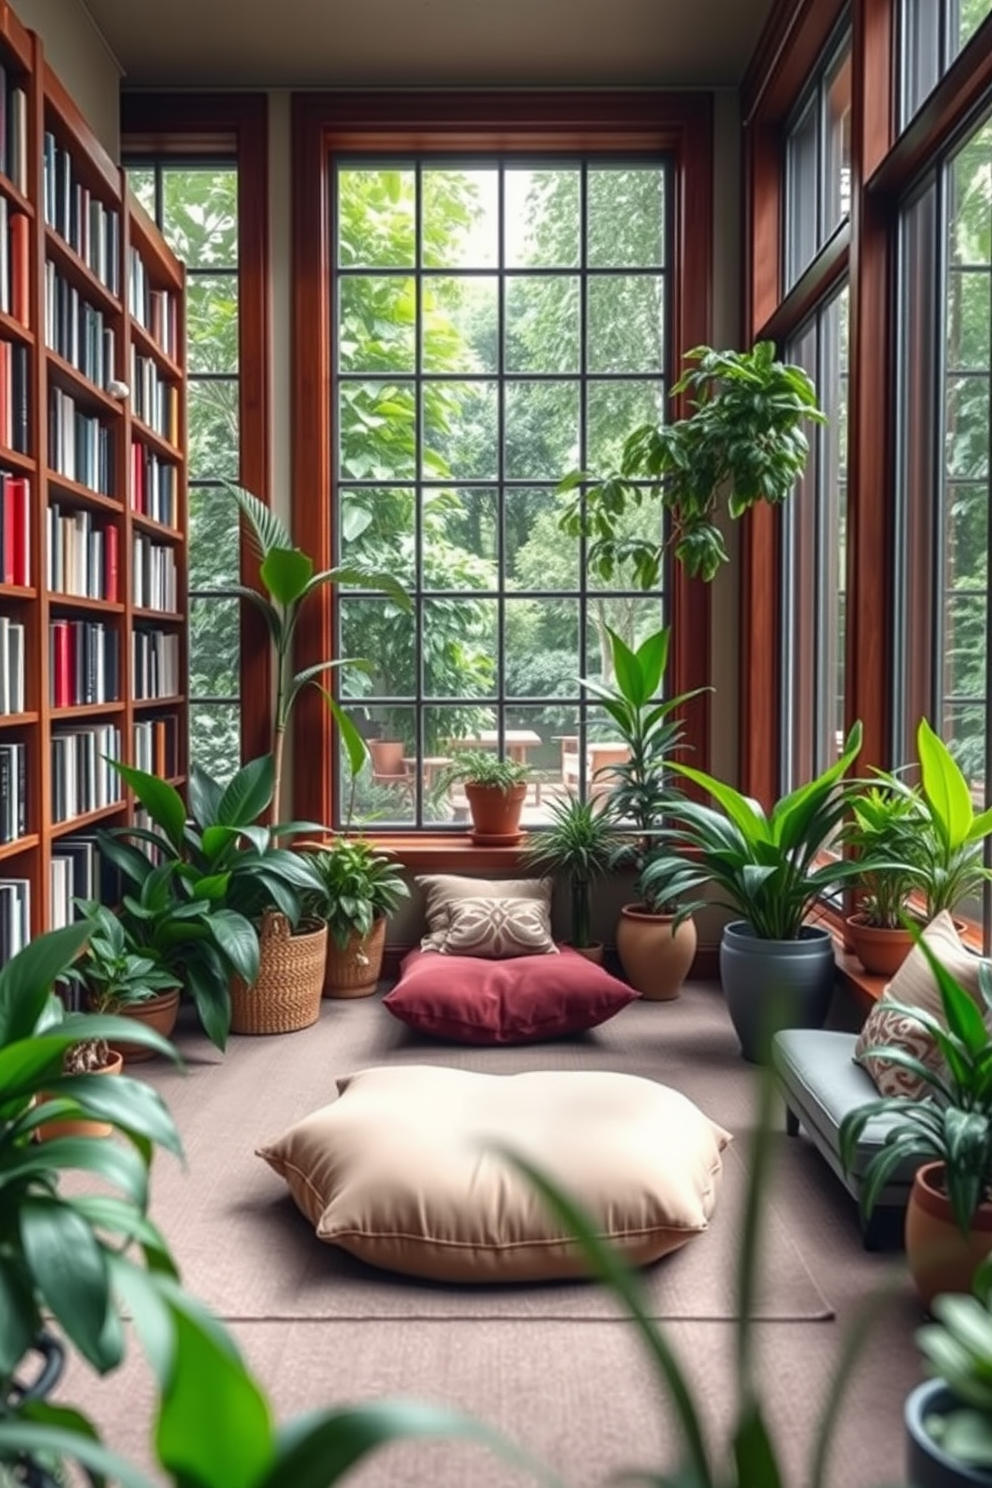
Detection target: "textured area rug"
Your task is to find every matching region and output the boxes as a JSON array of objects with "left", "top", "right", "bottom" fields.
[{"left": 138, "top": 986, "right": 834, "bottom": 1322}]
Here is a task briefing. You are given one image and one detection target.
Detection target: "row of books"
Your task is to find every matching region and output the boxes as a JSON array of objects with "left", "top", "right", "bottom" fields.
[
  {"left": 44, "top": 261, "right": 117, "bottom": 391},
  {"left": 42, "top": 131, "right": 120, "bottom": 294},
  {"left": 50, "top": 835, "right": 121, "bottom": 931},
  {"left": 0, "top": 876, "right": 29, "bottom": 965},
  {"left": 49, "top": 386, "right": 115, "bottom": 495},
  {"left": 131, "top": 440, "right": 179, "bottom": 528},
  {"left": 0, "top": 470, "right": 29, "bottom": 584},
  {"left": 133, "top": 627, "right": 180, "bottom": 699},
  {"left": 128, "top": 248, "right": 178, "bottom": 358},
  {"left": 0, "top": 66, "right": 28, "bottom": 196},
  {"left": 132, "top": 533, "right": 178, "bottom": 612},
  {"left": 0, "top": 196, "right": 29, "bottom": 325},
  {"left": 0, "top": 739, "right": 25, "bottom": 842},
  {"left": 0, "top": 338, "right": 28, "bottom": 452},
  {"left": 130, "top": 347, "right": 180, "bottom": 444},
  {"left": 51, "top": 722, "right": 123, "bottom": 823},
  {"left": 0, "top": 616, "right": 23, "bottom": 713},
  {"left": 47, "top": 503, "right": 119, "bottom": 601},
  {"left": 134, "top": 714, "right": 179, "bottom": 779},
  {"left": 50, "top": 618, "right": 121, "bottom": 708}
]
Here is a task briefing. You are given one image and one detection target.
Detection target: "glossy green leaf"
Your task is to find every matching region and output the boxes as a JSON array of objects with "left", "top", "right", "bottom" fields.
[
  {"left": 109, "top": 761, "right": 188, "bottom": 852},
  {"left": 20, "top": 1198, "right": 117, "bottom": 1371},
  {"left": 0, "top": 923, "right": 91, "bottom": 1046},
  {"left": 918, "top": 717, "right": 974, "bottom": 852},
  {"left": 218, "top": 755, "right": 275, "bottom": 828}
]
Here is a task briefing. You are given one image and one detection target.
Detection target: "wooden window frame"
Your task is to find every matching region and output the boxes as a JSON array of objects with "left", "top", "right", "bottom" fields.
[
  {"left": 291, "top": 91, "right": 715, "bottom": 850},
  {"left": 120, "top": 93, "right": 272, "bottom": 769}
]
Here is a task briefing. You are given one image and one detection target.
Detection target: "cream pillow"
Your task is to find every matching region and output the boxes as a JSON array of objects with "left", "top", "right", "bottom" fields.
[
  {"left": 416, "top": 873, "right": 553, "bottom": 953},
  {"left": 440, "top": 896, "right": 557, "bottom": 959},
  {"left": 854, "top": 911, "right": 986, "bottom": 1097},
  {"left": 257, "top": 1065, "right": 731, "bottom": 1283}
]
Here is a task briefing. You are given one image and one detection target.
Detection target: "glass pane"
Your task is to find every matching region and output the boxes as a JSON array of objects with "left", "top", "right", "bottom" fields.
[
  {"left": 161, "top": 168, "right": 238, "bottom": 269},
  {"left": 423, "top": 487, "right": 497, "bottom": 586},
  {"left": 505, "top": 596, "right": 580, "bottom": 698},
  {"left": 338, "top": 277, "right": 416, "bottom": 373},
  {"left": 338, "top": 596, "right": 416, "bottom": 697},
  {"left": 961, "top": 0, "right": 992, "bottom": 50},
  {"left": 128, "top": 169, "right": 155, "bottom": 217},
  {"left": 901, "top": 0, "right": 942, "bottom": 125},
  {"left": 505, "top": 276, "right": 580, "bottom": 373},
  {"left": 189, "top": 597, "right": 239, "bottom": 698},
  {"left": 189, "top": 703, "right": 240, "bottom": 785},
  {"left": 582, "top": 601, "right": 666, "bottom": 687},
  {"left": 423, "top": 276, "right": 498, "bottom": 374},
  {"left": 506, "top": 487, "right": 580, "bottom": 590},
  {"left": 338, "top": 380, "right": 416, "bottom": 480},
  {"left": 423, "top": 168, "right": 498, "bottom": 269},
  {"left": 188, "top": 485, "right": 239, "bottom": 589},
  {"left": 505, "top": 381, "right": 580, "bottom": 479},
  {"left": 586, "top": 378, "right": 665, "bottom": 471},
  {"left": 946, "top": 374, "right": 990, "bottom": 479},
  {"left": 944, "top": 593, "right": 987, "bottom": 697},
  {"left": 337, "top": 168, "right": 415, "bottom": 268},
  {"left": 588, "top": 167, "right": 665, "bottom": 268},
  {"left": 948, "top": 269, "right": 992, "bottom": 369},
  {"left": 507, "top": 168, "right": 579, "bottom": 269},
  {"left": 587, "top": 275, "right": 665, "bottom": 373},
  {"left": 338, "top": 486, "right": 416, "bottom": 586},
  {"left": 187, "top": 379, "right": 239, "bottom": 479},
  {"left": 825, "top": 47, "right": 852, "bottom": 231},
  {"left": 951, "top": 127, "right": 992, "bottom": 267},
  {"left": 422, "top": 380, "right": 497, "bottom": 480},
  {"left": 942, "top": 702, "right": 986, "bottom": 799},
  {"left": 785, "top": 95, "right": 818, "bottom": 288},
  {"left": 186, "top": 275, "right": 239, "bottom": 375},
  {"left": 423, "top": 597, "right": 497, "bottom": 697},
  {"left": 947, "top": 483, "right": 989, "bottom": 587}
]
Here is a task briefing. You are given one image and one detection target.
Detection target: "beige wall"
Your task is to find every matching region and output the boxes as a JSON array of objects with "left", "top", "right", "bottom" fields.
[{"left": 12, "top": 0, "right": 122, "bottom": 159}]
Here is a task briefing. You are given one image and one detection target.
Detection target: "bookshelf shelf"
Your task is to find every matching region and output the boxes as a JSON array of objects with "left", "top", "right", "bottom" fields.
[{"left": 0, "top": 6, "right": 187, "bottom": 951}]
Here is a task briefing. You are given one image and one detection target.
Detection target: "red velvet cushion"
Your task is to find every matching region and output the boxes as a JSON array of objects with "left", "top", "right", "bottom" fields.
[{"left": 383, "top": 946, "right": 639, "bottom": 1044}]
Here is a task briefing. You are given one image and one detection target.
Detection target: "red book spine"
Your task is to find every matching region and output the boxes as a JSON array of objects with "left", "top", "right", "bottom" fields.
[
  {"left": 103, "top": 521, "right": 118, "bottom": 603},
  {"left": 1, "top": 478, "right": 13, "bottom": 585},
  {"left": 7, "top": 476, "right": 27, "bottom": 585},
  {"left": 9, "top": 213, "right": 28, "bottom": 327},
  {"left": 52, "top": 620, "right": 71, "bottom": 708}
]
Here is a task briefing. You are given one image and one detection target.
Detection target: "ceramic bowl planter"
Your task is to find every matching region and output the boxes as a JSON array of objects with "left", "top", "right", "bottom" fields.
[
  {"left": 719, "top": 921, "right": 836, "bottom": 1064},
  {"left": 905, "top": 1379, "right": 992, "bottom": 1487},
  {"left": 905, "top": 1162, "right": 992, "bottom": 1310},
  {"left": 324, "top": 917, "right": 387, "bottom": 998},
  {"left": 616, "top": 904, "right": 696, "bottom": 1001}
]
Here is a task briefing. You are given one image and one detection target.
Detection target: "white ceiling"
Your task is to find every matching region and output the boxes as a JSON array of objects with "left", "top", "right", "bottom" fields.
[{"left": 80, "top": 0, "right": 776, "bottom": 90}]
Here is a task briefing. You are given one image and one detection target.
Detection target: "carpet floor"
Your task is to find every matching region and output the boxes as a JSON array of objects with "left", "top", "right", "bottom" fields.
[{"left": 59, "top": 980, "right": 926, "bottom": 1487}]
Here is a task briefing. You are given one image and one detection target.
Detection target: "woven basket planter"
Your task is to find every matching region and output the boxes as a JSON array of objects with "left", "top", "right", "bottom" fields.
[
  {"left": 229, "top": 913, "right": 327, "bottom": 1036},
  {"left": 324, "top": 916, "right": 387, "bottom": 998}
]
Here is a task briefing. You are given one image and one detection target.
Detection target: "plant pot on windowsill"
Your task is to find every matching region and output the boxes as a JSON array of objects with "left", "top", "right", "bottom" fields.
[
  {"left": 845, "top": 913, "right": 920, "bottom": 978},
  {"left": 441, "top": 751, "right": 531, "bottom": 846}
]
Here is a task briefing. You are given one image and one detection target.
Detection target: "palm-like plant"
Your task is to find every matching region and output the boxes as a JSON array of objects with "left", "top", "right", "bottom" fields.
[
  {"left": 227, "top": 484, "right": 411, "bottom": 821},
  {"left": 838, "top": 778, "right": 929, "bottom": 929},
  {"left": 522, "top": 793, "right": 618, "bottom": 949}
]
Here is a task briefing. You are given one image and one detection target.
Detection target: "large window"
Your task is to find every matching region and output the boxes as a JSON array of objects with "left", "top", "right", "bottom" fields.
[
  {"left": 332, "top": 160, "right": 670, "bottom": 829},
  {"left": 900, "top": 0, "right": 992, "bottom": 127},
  {"left": 783, "top": 30, "right": 851, "bottom": 290},
  {"left": 126, "top": 161, "right": 243, "bottom": 783}
]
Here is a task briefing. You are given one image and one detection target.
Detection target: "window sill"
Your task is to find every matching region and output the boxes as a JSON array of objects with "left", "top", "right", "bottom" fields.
[
  {"left": 822, "top": 908, "right": 987, "bottom": 1010},
  {"left": 333, "top": 832, "right": 539, "bottom": 873}
]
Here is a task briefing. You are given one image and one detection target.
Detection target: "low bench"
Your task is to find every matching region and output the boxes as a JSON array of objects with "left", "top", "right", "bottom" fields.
[{"left": 771, "top": 1027, "right": 920, "bottom": 1249}]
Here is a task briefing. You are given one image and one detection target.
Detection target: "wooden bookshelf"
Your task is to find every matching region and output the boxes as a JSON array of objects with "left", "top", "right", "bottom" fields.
[{"left": 0, "top": 4, "right": 187, "bottom": 953}]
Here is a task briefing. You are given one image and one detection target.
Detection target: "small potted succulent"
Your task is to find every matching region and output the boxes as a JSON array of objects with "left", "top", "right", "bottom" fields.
[
  {"left": 521, "top": 792, "right": 618, "bottom": 961},
  {"left": 440, "top": 751, "right": 530, "bottom": 845},
  {"left": 305, "top": 836, "right": 410, "bottom": 997},
  {"left": 839, "top": 776, "right": 929, "bottom": 976}
]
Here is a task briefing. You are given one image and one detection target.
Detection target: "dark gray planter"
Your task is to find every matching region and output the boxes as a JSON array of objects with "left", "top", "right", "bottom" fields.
[
  {"left": 718, "top": 920, "right": 836, "bottom": 1064},
  {"left": 906, "top": 1380, "right": 992, "bottom": 1487}
]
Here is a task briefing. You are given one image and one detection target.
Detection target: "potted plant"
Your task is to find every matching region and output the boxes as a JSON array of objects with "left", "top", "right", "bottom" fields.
[
  {"left": 908, "top": 1257, "right": 992, "bottom": 1485},
  {"left": 439, "top": 751, "right": 530, "bottom": 845},
  {"left": 558, "top": 340, "right": 826, "bottom": 586},
  {"left": 66, "top": 899, "right": 183, "bottom": 1062},
  {"left": 641, "top": 723, "right": 866, "bottom": 1060},
  {"left": 103, "top": 754, "right": 327, "bottom": 1044},
  {"left": 578, "top": 624, "right": 706, "bottom": 999},
  {"left": 839, "top": 777, "right": 930, "bottom": 976},
  {"left": 227, "top": 484, "right": 410, "bottom": 823},
  {"left": 521, "top": 791, "right": 618, "bottom": 962},
  {"left": 840, "top": 935, "right": 992, "bottom": 1307},
  {"left": 305, "top": 836, "right": 410, "bottom": 997}
]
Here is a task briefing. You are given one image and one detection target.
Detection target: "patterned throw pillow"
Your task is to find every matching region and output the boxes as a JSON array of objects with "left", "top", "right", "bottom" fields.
[
  {"left": 854, "top": 910, "right": 986, "bottom": 1098},
  {"left": 439, "top": 895, "right": 558, "bottom": 959},
  {"left": 416, "top": 873, "right": 553, "bottom": 953}
]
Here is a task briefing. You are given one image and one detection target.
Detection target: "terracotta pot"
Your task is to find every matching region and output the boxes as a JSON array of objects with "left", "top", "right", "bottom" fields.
[
  {"left": 109, "top": 988, "right": 181, "bottom": 1063},
  {"left": 368, "top": 739, "right": 406, "bottom": 781},
  {"left": 615, "top": 904, "right": 696, "bottom": 1001},
  {"left": 464, "top": 781, "right": 527, "bottom": 845},
  {"left": 37, "top": 1051, "right": 124, "bottom": 1141},
  {"left": 905, "top": 1161, "right": 992, "bottom": 1309},
  {"left": 324, "top": 917, "right": 387, "bottom": 998},
  {"left": 570, "top": 941, "right": 605, "bottom": 966},
  {"left": 846, "top": 914, "right": 916, "bottom": 977}
]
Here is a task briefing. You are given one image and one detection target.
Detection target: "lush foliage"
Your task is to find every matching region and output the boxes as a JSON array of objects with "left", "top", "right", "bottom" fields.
[
  {"left": 521, "top": 793, "right": 618, "bottom": 948},
  {"left": 916, "top": 1255, "right": 992, "bottom": 1468},
  {"left": 304, "top": 838, "right": 410, "bottom": 949},
  {"left": 558, "top": 341, "right": 826, "bottom": 585},
  {"left": 839, "top": 778, "right": 929, "bottom": 929},
  {"left": 67, "top": 901, "right": 182, "bottom": 1014},
  {"left": 642, "top": 723, "right": 865, "bottom": 940},
  {"left": 440, "top": 750, "right": 529, "bottom": 791},
  {"left": 100, "top": 755, "right": 323, "bottom": 1050},
  {"left": 910, "top": 717, "right": 992, "bottom": 918},
  {"left": 839, "top": 936, "right": 992, "bottom": 1235}
]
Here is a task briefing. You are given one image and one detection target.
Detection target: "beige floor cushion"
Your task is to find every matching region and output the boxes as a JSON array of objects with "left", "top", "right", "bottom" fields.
[{"left": 257, "top": 1065, "right": 732, "bottom": 1283}]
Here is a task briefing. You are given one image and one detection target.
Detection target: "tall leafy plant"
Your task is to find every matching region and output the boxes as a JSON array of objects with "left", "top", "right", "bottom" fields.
[{"left": 558, "top": 341, "right": 826, "bottom": 585}]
